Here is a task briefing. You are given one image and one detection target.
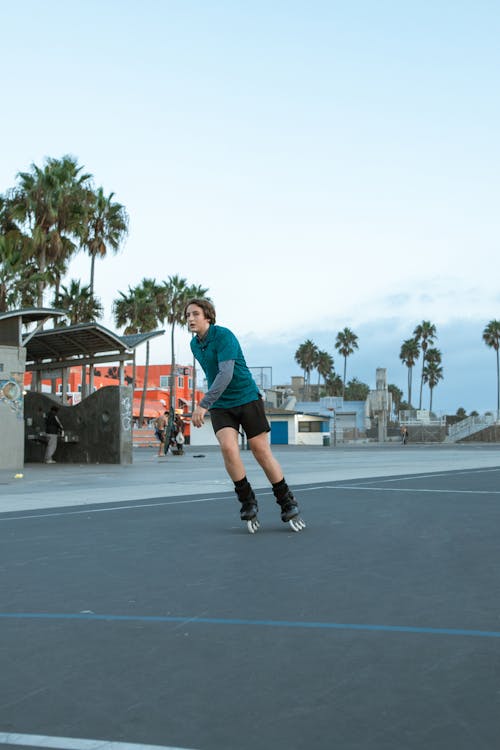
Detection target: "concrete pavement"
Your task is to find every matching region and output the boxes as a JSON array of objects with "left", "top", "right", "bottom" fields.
[{"left": 1, "top": 442, "right": 499, "bottom": 513}]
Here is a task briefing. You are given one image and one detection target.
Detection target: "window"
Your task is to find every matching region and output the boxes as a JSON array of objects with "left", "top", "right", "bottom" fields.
[
  {"left": 177, "top": 376, "right": 184, "bottom": 388},
  {"left": 159, "top": 375, "right": 171, "bottom": 388},
  {"left": 188, "top": 378, "right": 193, "bottom": 389},
  {"left": 298, "top": 421, "right": 322, "bottom": 433}
]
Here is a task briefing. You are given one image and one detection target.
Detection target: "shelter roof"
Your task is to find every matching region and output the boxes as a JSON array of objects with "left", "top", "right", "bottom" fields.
[
  {"left": 120, "top": 331, "right": 165, "bottom": 349},
  {"left": 24, "top": 322, "right": 165, "bottom": 364},
  {"left": 0, "top": 307, "right": 67, "bottom": 325}
]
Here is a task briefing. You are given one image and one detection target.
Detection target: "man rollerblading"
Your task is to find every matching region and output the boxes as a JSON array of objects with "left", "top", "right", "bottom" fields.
[{"left": 186, "top": 297, "right": 306, "bottom": 534}]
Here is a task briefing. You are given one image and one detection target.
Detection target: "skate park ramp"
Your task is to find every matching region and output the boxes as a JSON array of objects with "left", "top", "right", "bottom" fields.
[{"left": 1, "top": 444, "right": 500, "bottom": 750}]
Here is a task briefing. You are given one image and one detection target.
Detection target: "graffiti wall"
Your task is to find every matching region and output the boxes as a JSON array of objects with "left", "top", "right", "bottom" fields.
[
  {"left": 0, "top": 346, "right": 26, "bottom": 474},
  {"left": 24, "top": 385, "right": 133, "bottom": 464}
]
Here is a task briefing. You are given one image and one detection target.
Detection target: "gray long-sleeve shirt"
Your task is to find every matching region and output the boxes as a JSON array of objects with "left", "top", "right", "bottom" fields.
[{"left": 199, "top": 359, "right": 235, "bottom": 409}]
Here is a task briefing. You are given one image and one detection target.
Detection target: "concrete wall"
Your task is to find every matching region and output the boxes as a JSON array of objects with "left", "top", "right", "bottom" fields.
[
  {"left": 0, "top": 345, "right": 26, "bottom": 477},
  {"left": 405, "top": 425, "right": 447, "bottom": 443},
  {"left": 24, "top": 385, "right": 133, "bottom": 464},
  {"left": 458, "top": 425, "right": 500, "bottom": 443}
]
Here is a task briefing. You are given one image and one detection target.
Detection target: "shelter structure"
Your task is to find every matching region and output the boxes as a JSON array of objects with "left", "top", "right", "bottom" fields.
[
  {"left": 0, "top": 308, "right": 66, "bottom": 481},
  {"left": 0, "top": 309, "right": 164, "bottom": 475}
]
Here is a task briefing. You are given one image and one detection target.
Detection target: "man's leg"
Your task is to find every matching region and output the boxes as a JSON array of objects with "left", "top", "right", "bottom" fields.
[
  {"left": 215, "top": 426, "right": 246, "bottom": 481},
  {"left": 216, "top": 427, "right": 259, "bottom": 522},
  {"left": 247, "top": 432, "right": 283, "bottom": 484},
  {"left": 45, "top": 434, "right": 57, "bottom": 462},
  {"left": 248, "top": 432, "right": 302, "bottom": 523}
]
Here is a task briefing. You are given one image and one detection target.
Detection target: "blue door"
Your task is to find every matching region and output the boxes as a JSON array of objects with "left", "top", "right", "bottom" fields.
[{"left": 270, "top": 421, "right": 288, "bottom": 445}]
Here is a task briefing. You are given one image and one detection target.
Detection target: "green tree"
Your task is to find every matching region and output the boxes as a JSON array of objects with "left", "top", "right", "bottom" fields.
[
  {"left": 0, "top": 232, "right": 35, "bottom": 311},
  {"left": 388, "top": 383, "right": 403, "bottom": 416},
  {"left": 52, "top": 279, "right": 103, "bottom": 325},
  {"left": 160, "top": 275, "right": 192, "bottom": 421},
  {"left": 423, "top": 359, "right": 443, "bottom": 412},
  {"left": 344, "top": 377, "right": 369, "bottom": 401},
  {"left": 456, "top": 407, "right": 467, "bottom": 419},
  {"left": 82, "top": 186, "right": 129, "bottom": 296},
  {"left": 6, "top": 155, "right": 91, "bottom": 306},
  {"left": 482, "top": 320, "right": 500, "bottom": 419},
  {"left": 399, "top": 337, "right": 419, "bottom": 407},
  {"left": 316, "top": 350, "right": 334, "bottom": 397},
  {"left": 0, "top": 196, "right": 39, "bottom": 310},
  {"left": 113, "top": 278, "right": 164, "bottom": 425},
  {"left": 184, "top": 284, "right": 209, "bottom": 413},
  {"left": 413, "top": 321, "right": 437, "bottom": 410},
  {"left": 324, "top": 371, "right": 343, "bottom": 396},
  {"left": 335, "top": 327, "right": 359, "bottom": 399},
  {"left": 294, "top": 339, "right": 318, "bottom": 400}
]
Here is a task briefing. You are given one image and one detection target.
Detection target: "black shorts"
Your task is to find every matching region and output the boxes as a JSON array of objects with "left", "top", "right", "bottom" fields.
[{"left": 210, "top": 397, "right": 270, "bottom": 440}]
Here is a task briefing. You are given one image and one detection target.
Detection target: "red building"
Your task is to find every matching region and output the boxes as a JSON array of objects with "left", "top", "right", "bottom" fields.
[{"left": 24, "top": 363, "right": 205, "bottom": 421}]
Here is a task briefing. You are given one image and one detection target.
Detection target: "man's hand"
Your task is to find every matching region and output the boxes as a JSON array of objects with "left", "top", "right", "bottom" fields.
[{"left": 191, "top": 404, "right": 207, "bottom": 428}]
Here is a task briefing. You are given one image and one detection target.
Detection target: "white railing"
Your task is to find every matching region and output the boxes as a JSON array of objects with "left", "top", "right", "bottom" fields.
[
  {"left": 446, "top": 414, "right": 497, "bottom": 442},
  {"left": 400, "top": 417, "right": 447, "bottom": 426}
]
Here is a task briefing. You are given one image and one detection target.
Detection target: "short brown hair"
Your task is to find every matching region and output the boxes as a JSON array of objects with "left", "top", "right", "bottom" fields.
[{"left": 184, "top": 297, "right": 216, "bottom": 324}]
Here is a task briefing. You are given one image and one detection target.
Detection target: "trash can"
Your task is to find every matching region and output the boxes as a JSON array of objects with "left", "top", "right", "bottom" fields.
[{"left": 323, "top": 435, "right": 330, "bottom": 446}]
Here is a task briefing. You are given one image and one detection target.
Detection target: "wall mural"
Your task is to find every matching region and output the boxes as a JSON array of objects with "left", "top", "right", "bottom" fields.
[
  {"left": 0, "top": 374, "right": 23, "bottom": 418},
  {"left": 121, "top": 393, "right": 132, "bottom": 432}
]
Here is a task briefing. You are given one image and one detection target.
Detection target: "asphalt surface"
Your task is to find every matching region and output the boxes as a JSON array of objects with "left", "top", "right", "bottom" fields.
[{"left": 1, "top": 444, "right": 500, "bottom": 750}]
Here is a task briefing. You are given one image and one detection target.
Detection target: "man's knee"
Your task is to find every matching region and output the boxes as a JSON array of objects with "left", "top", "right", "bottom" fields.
[{"left": 249, "top": 437, "right": 272, "bottom": 464}]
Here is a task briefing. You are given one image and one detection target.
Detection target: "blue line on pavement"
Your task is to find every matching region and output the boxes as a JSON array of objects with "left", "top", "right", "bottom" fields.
[{"left": 0, "top": 612, "right": 499, "bottom": 639}]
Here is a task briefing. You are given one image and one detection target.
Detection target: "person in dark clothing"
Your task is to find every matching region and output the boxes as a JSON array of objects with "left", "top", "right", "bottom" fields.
[{"left": 45, "top": 405, "right": 63, "bottom": 463}]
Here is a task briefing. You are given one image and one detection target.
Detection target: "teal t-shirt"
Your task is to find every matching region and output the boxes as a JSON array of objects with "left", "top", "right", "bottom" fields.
[{"left": 190, "top": 325, "right": 259, "bottom": 409}]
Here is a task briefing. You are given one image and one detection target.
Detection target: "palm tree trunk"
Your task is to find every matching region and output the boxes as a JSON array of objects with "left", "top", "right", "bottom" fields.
[
  {"left": 170, "top": 322, "right": 177, "bottom": 414},
  {"left": 139, "top": 340, "right": 150, "bottom": 426},
  {"left": 408, "top": 367, "right": 412, "bottom": 407},
  {"left": 191, "top": 351, "right": 197, "bottom": 413},
  {"left": 419, "top": 355, "right": 425, "bottom": 410},
  {"left": 496, "top": 348, "right": 500, "bottom": 421},
  {"left": 37, "top": 246, "right": 46, "bottom": 307},
  {"left": 343, "top": 358, "right": 347, "bottom": 399},
  {"left": 89, "top": 253, "right": 96, "bottom": 296}
]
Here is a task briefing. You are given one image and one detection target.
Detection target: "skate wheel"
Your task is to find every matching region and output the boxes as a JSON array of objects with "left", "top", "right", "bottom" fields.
[
  {"left": 289, "top": 517, "right": 306, "bottom": 532},
  {"left": 247, "top": 518, "right": 260, "bottom": 534}
]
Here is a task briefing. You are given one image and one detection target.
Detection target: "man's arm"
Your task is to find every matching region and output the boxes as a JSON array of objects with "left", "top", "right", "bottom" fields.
[{"left": 192, "top": 359, "right": 235, "bottom": 427}]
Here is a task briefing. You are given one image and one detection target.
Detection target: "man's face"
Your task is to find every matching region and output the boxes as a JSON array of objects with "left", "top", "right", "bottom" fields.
[{"left": 186, "top": 304, "right": 210, "bottom": 336}]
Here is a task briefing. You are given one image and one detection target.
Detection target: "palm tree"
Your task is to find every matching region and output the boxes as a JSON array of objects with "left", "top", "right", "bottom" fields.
[
  {"left": 335, "top": 327, "right": 359, "bottom": 399},
  {"left": 294, "top": 340, "right": 318, "bottom": 400},
  {"left": 113, "top": 279, "right": 163, "bottom": 425},
  {"left": 184, "top": 284, "right": 209, "bottom": 413},
  {"left": 324, "top": 371, "right": 343, "bottom": 397},
  {"left": 316, "top": 351, "right": 334, "bottom": 397},
  {"left": 388, "top": 384, "right": 403, "bottom": 417},
  {"left": 160, "top": 275, "right": 208, "bottom": 428},
  {"left": 344, "top": 377, "right": 370, "bottom": 401},
  {"left": 423, "top": 360, "right": 443, "bottom": 412},
  {"left": 7, "top": 155, "right": 91, "bottom": 306},
  {"left": 82, "top": 187, "right": 129, "bottom": 296},
  {"left": 413, "top": 321, "right": 437, "bottom": 410},
  {"left": 399, "top": 337, "right": 419, "bottom": 408},
  {"left": 482, "top": 320, "right": 500, "bottom": 419},
  {"left": 423, "top": 347, "right": 442, "bottom": 412},
  {"left": 52, "top": 280, "right": 103, "bottom": 325}
]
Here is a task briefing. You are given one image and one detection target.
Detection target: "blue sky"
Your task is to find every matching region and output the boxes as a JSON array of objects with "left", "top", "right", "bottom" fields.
[{"left": 1, "top": 1, "right": 499, "bottom": 413}]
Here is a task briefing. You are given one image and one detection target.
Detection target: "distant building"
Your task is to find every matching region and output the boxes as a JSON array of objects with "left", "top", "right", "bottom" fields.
[{"left": 24, "top": 363, "right": 205, "bottom": 420}]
